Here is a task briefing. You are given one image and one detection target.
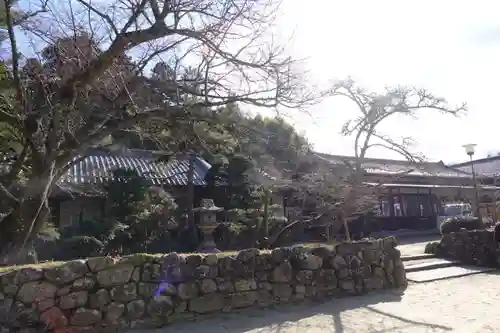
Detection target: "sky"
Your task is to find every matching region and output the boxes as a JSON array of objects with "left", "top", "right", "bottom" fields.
[
  {"left": 263, "top": 0, "right": 500, "bottom": 164},
  {"left": 11, "top": 0, "right": 500, "bottom": 164}
]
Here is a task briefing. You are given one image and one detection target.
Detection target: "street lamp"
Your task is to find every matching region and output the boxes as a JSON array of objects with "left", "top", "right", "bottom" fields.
[
  {"left": 463, "top": 144, "right": 476, "bottom": 157},
  {"left": 463, "top": 144, "right": 480, "bottom": 218}
]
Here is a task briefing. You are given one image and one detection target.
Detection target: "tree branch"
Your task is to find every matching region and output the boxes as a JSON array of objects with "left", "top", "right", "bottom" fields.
[{"left": 4, "top": 0, "right": 23, "bottom": 105}]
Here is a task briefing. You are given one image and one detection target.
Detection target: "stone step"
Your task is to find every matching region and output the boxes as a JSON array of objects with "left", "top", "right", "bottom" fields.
[
  {"left": 404, "top": 258, "right": 459, "bottom": 273},
  {"left": 401, "top": 253, "right": 436, "bottom": 262},
  {"left": 407, "top": 265, "right": 496, "bottom": 283}
]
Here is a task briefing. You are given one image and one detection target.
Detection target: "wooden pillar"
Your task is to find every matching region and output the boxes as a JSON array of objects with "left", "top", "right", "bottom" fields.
[
  {"left": 388, "top": 188, "right": 395, "bottom": 216},
  {"left": 494, "top": 176, "right": 498, "bottom": 222},
  {"left": 187, "top": 153, "right": 195, "bottom": 229},
  {"left": 429, "top": 188, "right": 435, "bottom": 215},
  {"left": 416, "top": 187, "right": 421, "bottom": 216}
]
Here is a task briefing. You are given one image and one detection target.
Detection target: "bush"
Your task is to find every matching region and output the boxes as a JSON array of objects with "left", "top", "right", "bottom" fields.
[
  {"left": 55, "top": 169, "right": 182, "bottom": 259},
  {"left": 440, "top": 215, "right": 485, "bottom": 236},
  {"left": 424, "top": 241, "right": 440, "bottom": 254},
  {"left": 54, "top": 236, "right": 104, "bottom": 261}
]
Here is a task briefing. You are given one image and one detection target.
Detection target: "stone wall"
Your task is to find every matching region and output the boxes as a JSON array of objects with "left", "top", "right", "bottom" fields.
[
  {"left": 0, "top": 237, "right": 406, "bottom": 333},
  {"left": 438, "top": 228, "right": 500, "bottom": 267}
]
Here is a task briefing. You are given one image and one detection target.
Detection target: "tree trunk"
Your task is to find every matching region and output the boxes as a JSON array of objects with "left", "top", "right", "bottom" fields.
[
  {"left": 186, "top": 153, "right": 199, "bottom": 248},
  {"left": 326, "top": 222, "right": 331, "bottom": 243},
  {"left": 0, "top": 173, "right": 53, "bottom": 266},
  {"left": 0, "top": 199, "right": 50, "bottom": 265},
  {"left": 339, "top": 210, "right": 351, "bottom": 242},
  {"left": 187, "top": 153, "right": 195, "bottom": 229},
  {"left": 261, "top": 189, "right": 270, "bottom": 238}
]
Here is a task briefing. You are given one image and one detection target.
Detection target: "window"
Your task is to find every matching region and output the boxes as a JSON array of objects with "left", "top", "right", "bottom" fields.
[
  {"left": 394, "top": 196, "right": 403, "bottom": 216},
  {"left": 401, "top": 194, "right": 433, "bottom": 217},
  {"left": 375, "top": 200, "right": 391, "bottom": 217}
]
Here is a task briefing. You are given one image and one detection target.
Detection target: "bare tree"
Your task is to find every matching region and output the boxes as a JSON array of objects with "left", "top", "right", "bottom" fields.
[
  {"left": 0, "top": 0, "right": 322, "bottom": 264},
  {"left": 325, "top": 78, "right": 468, "bottom": 239},
  {"left": 263, "top": 78, "right": 467, "bottom": 245},
  {"left": 265, "top": 153, "right": 379, "bottom": 246}
]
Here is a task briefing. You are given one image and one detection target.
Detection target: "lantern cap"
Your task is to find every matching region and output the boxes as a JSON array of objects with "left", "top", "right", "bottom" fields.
[{"left": 462, "top": 143, "right": 476, "bottom": 156}]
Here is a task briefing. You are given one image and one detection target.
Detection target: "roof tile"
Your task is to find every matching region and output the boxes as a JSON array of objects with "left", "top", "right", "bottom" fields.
[
  {"left": 315, "top": 153, "right": 472, "bottom": 178},
  {"left": 58, "top": 151, "right": 211, "bottom": 186}
]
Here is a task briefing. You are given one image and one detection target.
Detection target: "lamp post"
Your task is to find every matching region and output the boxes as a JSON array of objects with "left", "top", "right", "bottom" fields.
[{"left": 463, "top": 144, "right": 480, "bottom": 218}]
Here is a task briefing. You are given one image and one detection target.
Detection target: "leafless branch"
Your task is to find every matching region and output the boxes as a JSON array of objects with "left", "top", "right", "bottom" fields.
[
  {"left": 12, "top": 0, "right": 49, "bottom": 25},
  {"left": 0, "top": 0, "right": 330, "bottom": 261},
  {"left": 330, "top": 78, "right": 467, "bottom": 161}
]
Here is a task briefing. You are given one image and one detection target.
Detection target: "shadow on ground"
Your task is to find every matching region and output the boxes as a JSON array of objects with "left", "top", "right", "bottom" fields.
[{"left": 130, "top": 289, "right": 451, "bottom": 333}]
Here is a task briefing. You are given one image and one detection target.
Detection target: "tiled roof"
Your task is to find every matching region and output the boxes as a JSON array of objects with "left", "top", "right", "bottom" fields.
[
  {"left": 315, "top": 153, "right": 472, "bottom": 178},
  {"left": 58, "top": 149, "right": 211, "bottom": 186},
  {"left": 0, "top": 149, "right": 212, "bottom": 188},
  {"left": 451, "top": 156, "right": 500, "bottom": 178}
]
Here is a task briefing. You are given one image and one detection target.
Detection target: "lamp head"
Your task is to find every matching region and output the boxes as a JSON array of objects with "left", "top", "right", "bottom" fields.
[{"left": 463, "top": 143, "right": 476, "bottom": 156}]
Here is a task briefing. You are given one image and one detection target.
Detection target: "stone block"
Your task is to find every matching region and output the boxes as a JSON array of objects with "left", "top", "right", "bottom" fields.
[
  {"left": 189, "top": 294, "right": 225, "bottom": 313},
  {"left": 17, "top": 281, "right": 57, "bottom": 303},
  {"left": 60, "top": 291, "right": 88, "bottom": 309},
  {"left": 109, "top": 283, "right": 137, "bottom": 302},
  {"left": 70, "top": 308, "right": 101, "bottom": 326},
  {"left": 44, "top": 260, "right": 88, "bottom": 285},
  {"left": 97, "top": 264, "right": 134, "bottom": 287}
]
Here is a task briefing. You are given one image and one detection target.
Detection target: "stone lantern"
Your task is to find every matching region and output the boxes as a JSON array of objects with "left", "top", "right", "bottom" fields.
[{"left": 194, "top": 198, "right": 223, "bottom": 252}]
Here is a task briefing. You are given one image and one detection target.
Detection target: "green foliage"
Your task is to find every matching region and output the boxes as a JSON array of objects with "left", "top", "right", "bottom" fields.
[
  {"left": 106, "top": 169, "right": 150, "bottom": 221},
  {"left": 36, "top": 222, "right": 60, "bottom": 242},
  {"left": 103, "top": 169, "right": 179, "bottom": 254},
  {"left": 57, "top": 168, "right": 179, "bottom": 258},
  {"left": 55, "top": 236, "right": 105, "bottom": 261},
  {"left": 425, "top": 241, "right": 441, "bottom": 254},
  {"left": 439, "top": 215, "right": 485, "bottom": 236},
  {"left": 204, "top": 154, "right": 262, "bottom": 210},
  {"left": 226, "top": 208, "right": 261, "bottom": 225},
  {"left": 117, "top": 100, "right": 311, "bottom": 182}
]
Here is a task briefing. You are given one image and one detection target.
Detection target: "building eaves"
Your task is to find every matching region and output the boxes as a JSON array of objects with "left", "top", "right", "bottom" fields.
[
  {"left": 314, "top": 152, "right": 472, "bottom": 179},
  {"left": 451, "top": 155, "right": 500, "bottom": 178}
]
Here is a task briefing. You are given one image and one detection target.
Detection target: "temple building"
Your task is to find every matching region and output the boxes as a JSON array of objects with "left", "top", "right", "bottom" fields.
[{"left": 315, "top": 153, "right": 500, "bottom": 231}]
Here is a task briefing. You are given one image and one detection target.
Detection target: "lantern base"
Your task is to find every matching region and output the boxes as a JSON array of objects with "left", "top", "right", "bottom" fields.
[{"left": 197, "top": 225, "right": 220, "bottom": 253}]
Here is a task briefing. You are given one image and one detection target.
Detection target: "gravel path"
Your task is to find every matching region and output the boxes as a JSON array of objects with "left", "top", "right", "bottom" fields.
[
  {"left": 131, "top": 272, "right": 500, "bottom": 333},
  {"left": 397, "top": 235, "right": 440, "bottom": 257}
]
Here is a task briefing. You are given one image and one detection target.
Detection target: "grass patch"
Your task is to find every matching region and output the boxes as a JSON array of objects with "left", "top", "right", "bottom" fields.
[
  {"left": 299, "top": 242, "right": 337, "bottom": 249},
  {"left": 0, "top": 260, "right": 65, "bottom": 273}
]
